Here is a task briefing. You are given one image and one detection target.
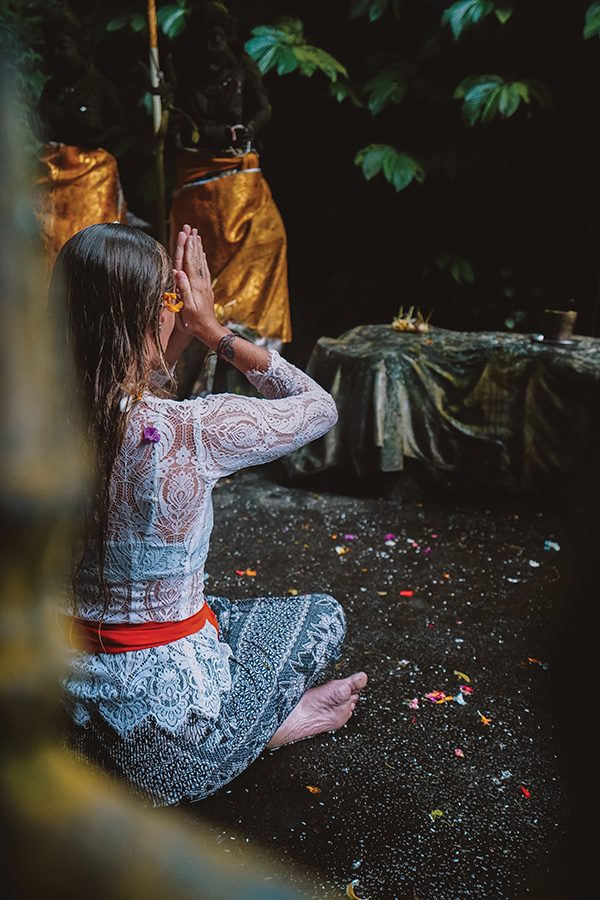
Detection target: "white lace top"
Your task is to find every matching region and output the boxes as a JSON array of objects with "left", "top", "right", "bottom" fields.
[{"left": 64, "top": 350, "right": 338, "bottom": 737}]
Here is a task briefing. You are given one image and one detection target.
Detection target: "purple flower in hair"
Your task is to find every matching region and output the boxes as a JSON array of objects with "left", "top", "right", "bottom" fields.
[{"left": 143, "top": 426, "right": 161, "bottom": 444}]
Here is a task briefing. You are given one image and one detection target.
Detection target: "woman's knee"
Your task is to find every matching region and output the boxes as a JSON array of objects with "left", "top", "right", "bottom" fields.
[{"left": 309, "top": 593, "right": 347, "bottom": 643}]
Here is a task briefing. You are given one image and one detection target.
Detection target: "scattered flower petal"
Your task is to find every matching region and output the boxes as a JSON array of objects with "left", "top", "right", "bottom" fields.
[
  {"left": 453, "top": 670, "right": 471, "bottom": 683},
  {"left": 528, "top": 657, "right": 550, "bottom": 670},
  {"left": 409, "top": 698, "right": 419, "bottom": 710},
  {"left": 544, "top": 540, "right": 560, "bottom": 552},
  {"left": 346, "top": 882, "right": 367, "bottom": 900},
  {"left": 454, "top": 748, "right": 464, "bottom": 758},
  {"left": 305, "top": 785, "right": 321, "bottom": 794},
  {"left": 528, "top": 559, "right": 541, "bottom": 568},
  {"left": 335, "top": 545, "right": 349, "bottom": 556},
  {"left": 399, "top": 590, "right": 414, "bottom": 597},
  {"left": 429, "top": 809, "right": 444, "bottom": 822},
  {"left": 520, "top": 785, "right": 531, "bottom": 799}
]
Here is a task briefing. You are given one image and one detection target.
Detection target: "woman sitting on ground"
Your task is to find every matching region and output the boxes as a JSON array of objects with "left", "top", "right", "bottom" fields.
[{"left": 55, "top": 222, "right": 367, "bottom": 806}]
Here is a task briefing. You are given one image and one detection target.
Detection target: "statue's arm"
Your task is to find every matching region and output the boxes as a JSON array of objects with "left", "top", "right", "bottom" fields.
[{"left": 242, "top": 56, "right": 271, "bottom": 135}]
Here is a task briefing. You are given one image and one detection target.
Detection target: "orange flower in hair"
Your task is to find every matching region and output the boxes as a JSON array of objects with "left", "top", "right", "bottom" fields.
[{"left": 162, "top": 291, "right": 184, "bottom": 313}]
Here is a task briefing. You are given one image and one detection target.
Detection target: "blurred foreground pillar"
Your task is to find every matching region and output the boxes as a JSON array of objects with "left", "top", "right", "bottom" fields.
[{"left": 0, "top": 64, "right": 324, "bottom": 900}]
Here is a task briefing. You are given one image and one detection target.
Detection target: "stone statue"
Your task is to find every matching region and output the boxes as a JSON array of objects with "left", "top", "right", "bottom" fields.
[
  {"left": 34, "top": 4, "right": 128, "bottom": 272},
  {"left": 170, "top": 2, "right": 271, "bottom": 156},
  {"left": 168, "top": 1, "right": 291, "bottom": 397}
]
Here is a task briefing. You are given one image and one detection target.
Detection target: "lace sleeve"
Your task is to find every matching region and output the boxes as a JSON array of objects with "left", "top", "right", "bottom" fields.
[{"left": 193, "top": 350, "right": 338, "bottom": 478}]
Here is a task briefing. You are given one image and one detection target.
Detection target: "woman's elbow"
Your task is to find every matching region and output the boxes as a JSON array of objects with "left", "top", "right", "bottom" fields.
[{"left": 325, "top": 395, "right": 338, "bottom": 429}]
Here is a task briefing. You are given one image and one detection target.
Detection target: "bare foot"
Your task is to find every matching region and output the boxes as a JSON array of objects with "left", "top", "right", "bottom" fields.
[{"left": 267, "top": 672, "right": 368, "bottom": 748}]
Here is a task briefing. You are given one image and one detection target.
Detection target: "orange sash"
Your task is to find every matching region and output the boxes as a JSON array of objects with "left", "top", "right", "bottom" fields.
[{"left": 70, "top": 602, "right": 218, "bottom": 654}]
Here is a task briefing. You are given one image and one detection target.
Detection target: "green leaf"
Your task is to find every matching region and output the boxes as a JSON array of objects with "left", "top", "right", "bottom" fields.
[
  {"left": 245, "top": 20, "right": 346, "bottom": 81},
  {"left": 435, "top": 253, "right": 475, "bottom": 285},
  {"left": 584, "top": 3, "right": 600, "bottom": 39},
  {"left": 276, "top": 47, "right": 298, "bottom": 75},
  {"left": 130, "top": 12, "right": 146, "bottom": 33},
  {"left": 140, "top": 91, "right": 154, "bottom": 116},
  {"left": 364, "top": 69, "right": 409, "bottom": 115},
  {"left": 441, "top": 0, "right": 494, "bottom": 40},
  {"left": 454, "top": 75, "right": 551, "bottom": 125},
  {"left": 329, "top": 80, "right": 366, "bottom": 108},
  {"left": 368, "top": 0, "right": 390, "bottom": 21},
  {"left": 525, "top": 79, "right": 553, "bottom": 110},
  {"left": 497, "top": 84, "right": 521, "bottom": 117},
  {"left": 383, "top": 152, "right": 424, "bottom": 190},
  {"left": 455, "top": 76, "right": 503, "bottom": 125},
  {"left": 355, "top": 144, "right": 389, "bottom": 179},
  {"left": 293, "top": 45, "right": 348, "bottom": 80},
  {"left": 350, "top": 0, "right": 389, "bottom": 21},
  {"left": 453, "top": 73, "right": 502, "bottom": 99},
  {"left": 248, "top": 42, "right": 279, "bottom": 74},
  {"left": 355, "top": 145, "right": 424, "bottom": 191},
  {"left": 494, "top": 3, "right": 513, "bottom": 24},
  {"left": 106, "top": 16, "right": 127, "bottom": 32},
  {"left": 158, "top": 8, "right": 186, "bottom": 39}
]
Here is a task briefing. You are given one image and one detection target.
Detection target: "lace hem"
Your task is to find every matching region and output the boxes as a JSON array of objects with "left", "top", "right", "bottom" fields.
[{"left": 62, "top": 625, "right": 232, "bottom": 737}]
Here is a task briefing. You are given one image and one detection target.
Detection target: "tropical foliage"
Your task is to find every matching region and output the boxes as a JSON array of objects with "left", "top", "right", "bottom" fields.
[
  {"left": 1, "top": 1, "right": 597, "bottom": 333},
  {"left": 245, "top": 18, "right": 347, "bottom": 79}
]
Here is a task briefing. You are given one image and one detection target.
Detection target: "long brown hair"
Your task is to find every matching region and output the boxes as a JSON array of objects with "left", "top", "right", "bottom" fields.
[{"left": 50, "top": 223, "right": 173, "bottom": 607}]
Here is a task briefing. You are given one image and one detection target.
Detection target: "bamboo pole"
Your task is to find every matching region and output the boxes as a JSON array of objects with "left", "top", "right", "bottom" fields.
[{"left": 147, "top": 0, "right": 167, "bottom": 246}]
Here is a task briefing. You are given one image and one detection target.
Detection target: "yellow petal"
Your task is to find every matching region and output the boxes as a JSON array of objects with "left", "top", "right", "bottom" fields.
[
  {"left": 305, "top": 785, "right": 321, "bottom": 794},
  {"left": 453, "top": 670, "right": 471, "bottom": 683},
  {"left": 346, "top": 883, "right": 368, "bottom": 900}
]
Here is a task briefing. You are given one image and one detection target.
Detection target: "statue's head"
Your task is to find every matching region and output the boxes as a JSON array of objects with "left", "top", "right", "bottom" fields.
[
  {"left": 184, "top": 2, "right": 238, "bottom": 72},
  {"left": 41, "top": 3, "right": 88, "bottom": 76}
]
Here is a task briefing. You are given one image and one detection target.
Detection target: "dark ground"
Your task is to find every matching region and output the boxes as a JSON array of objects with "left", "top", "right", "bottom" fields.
[{"left": 176, "top": 461, "right": 594, "bottom": 900}]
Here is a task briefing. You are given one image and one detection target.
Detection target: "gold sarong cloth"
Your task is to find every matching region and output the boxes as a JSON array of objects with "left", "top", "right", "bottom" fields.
[
  {"left": 35, "top": 143, "right": 127, "bottom": 275},
  {"left": 169, "top": 149, "right": 291, "bottom": 343}
]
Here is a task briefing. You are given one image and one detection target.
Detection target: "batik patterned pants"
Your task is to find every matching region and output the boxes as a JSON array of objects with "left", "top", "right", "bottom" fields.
[{"left": 65, "top": 593, "right": 346, "bottom": 806}]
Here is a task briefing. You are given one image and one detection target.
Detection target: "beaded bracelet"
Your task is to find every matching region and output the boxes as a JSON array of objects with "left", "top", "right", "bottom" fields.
[{"left": 216, "top": 331, "right": 238, "bottom": 362}]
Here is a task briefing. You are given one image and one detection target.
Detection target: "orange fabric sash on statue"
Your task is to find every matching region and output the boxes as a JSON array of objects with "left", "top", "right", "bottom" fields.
[
  {"left": 169, "top": 148, "right": 291, "bottom": 343},
  {"left": 35, "top": 142, "right": 127, "bottom": 277},
  {"left": 70, "top": 601, "right": 218, "bottom": 654}
]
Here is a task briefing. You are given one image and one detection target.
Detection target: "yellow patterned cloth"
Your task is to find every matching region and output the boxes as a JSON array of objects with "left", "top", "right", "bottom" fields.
[
  {"left": 169, "top": 149, "right": 291, "bottom": 343},
  {"left": 35, "top": 142, "right": 127, "bottom": 275}
]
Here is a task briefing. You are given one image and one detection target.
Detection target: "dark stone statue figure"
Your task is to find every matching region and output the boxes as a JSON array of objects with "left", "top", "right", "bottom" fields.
[
  {"left": 35, "top": 7, "right": 125, "bottom": 153},
  {"left": 168, "top": 1, "right": 292, "bottom": 399},
  {"left": 169, "top": 1, "right": 271, "bottom": 155},
  {"left": 34, "top": 4, "right": 128, "bottom": 272}
]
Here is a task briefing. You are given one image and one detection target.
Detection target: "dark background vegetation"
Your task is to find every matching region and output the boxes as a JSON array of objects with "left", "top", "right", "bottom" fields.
[{"left": 2, "top": 0, "right": 599, "bottom": 364}]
